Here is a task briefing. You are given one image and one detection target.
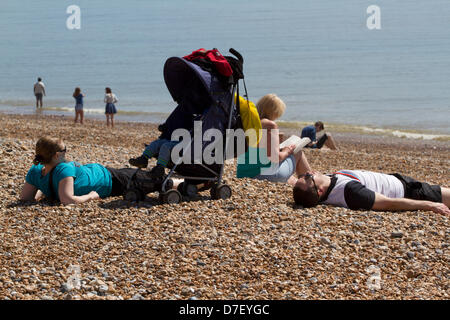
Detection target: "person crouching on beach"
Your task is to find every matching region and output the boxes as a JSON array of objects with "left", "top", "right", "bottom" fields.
[
  {"left": 301, "top": 121, "right": 338, "bottom": 150},
  {"left": 236, "top": 94, "right": 313, "bottom": 186},
  {"left": 73, "top": 87, "right": 85, "bottom": 124},
  {"left": 292, "top": 164, "right": 450, "bottom": 216},
  {"left": 20, "top": 136, "right": 157, "bottom": 204},
  {"left": 104, "top": 87, "right": 118, "bottom": 128}
]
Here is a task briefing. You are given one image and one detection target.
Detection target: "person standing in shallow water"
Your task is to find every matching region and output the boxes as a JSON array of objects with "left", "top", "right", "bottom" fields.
[
  {"left": 73, "top": 87, "right": 85, "bottom": 124},
  {"left": 104, "top": 87, "right": 118, "bottom": 128},
  {"left": 33, "top": 77, "right": 46, "bottom": 108}
]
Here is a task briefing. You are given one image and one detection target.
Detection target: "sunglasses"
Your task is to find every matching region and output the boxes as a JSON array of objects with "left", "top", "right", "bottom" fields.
[
  {"left": 58, "top": 147, "right": 67, "bottom": 153},
  {"left": 299, "top": 173, "right": 320, "bottom": 201}
]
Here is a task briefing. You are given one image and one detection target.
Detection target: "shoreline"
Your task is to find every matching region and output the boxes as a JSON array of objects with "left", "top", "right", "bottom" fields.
[
  {"left": 1, "top": 106, "right": 449, "bottom": 142},
  {"left": 1, "top": 111, "right": 449, "bottom": 151}
]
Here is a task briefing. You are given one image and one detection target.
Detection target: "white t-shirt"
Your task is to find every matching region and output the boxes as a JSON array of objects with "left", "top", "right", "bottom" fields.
[
  {"left": 104, "top": 93, "right": 118, "bottom": 104},
  {"left": 321, "top": 170, "right": 405, "bottom": 210},
  {"left": 34, "top": 81, "right": 45, "bottom": 95}
]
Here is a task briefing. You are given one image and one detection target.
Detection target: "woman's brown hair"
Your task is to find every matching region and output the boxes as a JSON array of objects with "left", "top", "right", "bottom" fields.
[
  {"left": 33, "top": 136, "right": 64, "bottom": 165},
  {"left": 73, "top": 87, "right": 81, "bottom": 98},
  {"left": 105, "top": 87, "right": 112, "bottom": 94}
]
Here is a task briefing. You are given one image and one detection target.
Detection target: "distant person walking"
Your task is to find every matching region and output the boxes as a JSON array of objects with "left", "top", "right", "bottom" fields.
[
  {"left": 33, "top": 77, "right": 46, "bottom": 108},
  {"left": 104, "top": 87, "right": 118, "bottom": 128},
  {"left": 301, "top": 121, "right": 338, "bottom": 150},
  {"left": 73, "top": 87, "right": 85, "bottom": 124}
]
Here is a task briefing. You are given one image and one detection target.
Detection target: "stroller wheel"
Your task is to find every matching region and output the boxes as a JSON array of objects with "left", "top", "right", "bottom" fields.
[
  {"left": 177, "top": 182, "right": 198, "bottom": 197},
  {"left": 211, "top": 184, "right": 232, "bottom": 200},
  {"left": 160, "top": 190, "right": 182, "bottom": 205},
  {"left": 124, "top": 188, "right": 144, "bottom": 202}
]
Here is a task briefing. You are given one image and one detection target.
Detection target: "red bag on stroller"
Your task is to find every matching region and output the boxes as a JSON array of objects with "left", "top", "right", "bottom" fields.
[{"left": 183, "top": 48, "right": 233, "bottom": 77}]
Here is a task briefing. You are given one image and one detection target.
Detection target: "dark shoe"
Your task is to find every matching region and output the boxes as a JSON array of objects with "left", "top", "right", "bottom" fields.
[
  {"left": 129, "top": 155, "right": 148, "bottom": 168},
  {"left": 147, "top": 164, "right": 165, "bottom": 179}
]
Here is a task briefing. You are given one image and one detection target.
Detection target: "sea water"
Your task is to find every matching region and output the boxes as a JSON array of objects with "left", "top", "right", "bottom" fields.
[{"left": 0, "top": 0, "right": 449, "bottom": 136}]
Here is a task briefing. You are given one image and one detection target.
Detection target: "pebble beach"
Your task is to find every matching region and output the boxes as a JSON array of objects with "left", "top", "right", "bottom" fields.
[{"left": 0, "top": 113, "right": 448, "bottom": 300}]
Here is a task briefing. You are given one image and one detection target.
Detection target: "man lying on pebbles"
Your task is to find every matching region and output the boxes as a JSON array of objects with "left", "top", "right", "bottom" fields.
[{"left": 293, "top": 168, "right": 450, "bottom": 216}]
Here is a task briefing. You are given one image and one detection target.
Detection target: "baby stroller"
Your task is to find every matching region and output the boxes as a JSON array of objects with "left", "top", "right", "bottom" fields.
[{"left": 124, "top": 48, "right": 250, "bottom": 204}]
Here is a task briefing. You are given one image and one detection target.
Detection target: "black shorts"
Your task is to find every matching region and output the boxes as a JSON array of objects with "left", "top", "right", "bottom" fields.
[
  {"left": 315, "top": 133, "right": 328, "bottom": 149},
  {"left": 391, "top": 173, "right": 442, "bottom": 203},
  {"left": 305, "top": 134, "right": 328, "bottom": 149},
  {"left": 107, "top": 167, "right": 160, "bottom": 197},
  {"left": 107, "top": 167, "right": 140, "bottom": 196},
  {"left": 35, "top": 93, "right": 43, "bottom": 102}
]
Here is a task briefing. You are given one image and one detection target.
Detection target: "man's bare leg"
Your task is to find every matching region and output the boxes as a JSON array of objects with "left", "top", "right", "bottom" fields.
[
  {"left": 324, "top": 133, "right": 338, "bottom": 150},
  {"left": 441, "top": 187, "right": 450, "bottom": 207},
  {"left": 172, "top": 178, "right": 183, "bottom": 189}
]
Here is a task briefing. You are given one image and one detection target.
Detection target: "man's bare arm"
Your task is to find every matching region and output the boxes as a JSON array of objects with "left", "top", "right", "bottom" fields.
[{"left": 372, "top": 192, "right": 450, "bottom": 216}]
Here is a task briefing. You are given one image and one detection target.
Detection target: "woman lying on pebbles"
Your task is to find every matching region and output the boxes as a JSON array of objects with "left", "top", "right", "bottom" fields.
[{"left": 20, "top": 136, "right": 157, "bottom": 204}]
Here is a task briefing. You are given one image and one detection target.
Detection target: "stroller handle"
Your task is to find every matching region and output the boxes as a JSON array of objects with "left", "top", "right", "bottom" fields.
[{"left": 229, "top": 48, "right": 243, "bottom": 63}]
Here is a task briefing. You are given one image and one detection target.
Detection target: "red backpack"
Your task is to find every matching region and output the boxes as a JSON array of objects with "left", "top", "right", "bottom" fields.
[{"left": 183, "top": 48, "right": 233, "bottom": 77}]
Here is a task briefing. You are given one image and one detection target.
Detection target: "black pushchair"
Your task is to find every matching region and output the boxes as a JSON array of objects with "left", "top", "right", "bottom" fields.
[{"left": 124, "top": 48, "right": 248, "bottom": 204}]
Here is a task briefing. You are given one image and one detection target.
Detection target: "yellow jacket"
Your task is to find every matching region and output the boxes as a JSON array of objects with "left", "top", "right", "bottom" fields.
[{"left": 235, "top": 95, "right": 262, "bottom": 147}]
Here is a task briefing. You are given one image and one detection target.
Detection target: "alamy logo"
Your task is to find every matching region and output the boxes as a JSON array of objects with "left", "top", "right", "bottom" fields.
[
  {"left": 66, "top": 5, "right": 81, "bottom": 30},
  {"left": 366, "top": 265, "right": 382, "bottom": 290},
  {"left": 166, "top": 121, "right": 280, "bottom": 175},
  {"left": 64, "top": 5, "right": 380, "bottom": 31},
  {"left": 64, "top": 264, "right": 81, "bottom": 290},
  {"left": 367, "top": 5, "right": 381, "bottom": 30}
]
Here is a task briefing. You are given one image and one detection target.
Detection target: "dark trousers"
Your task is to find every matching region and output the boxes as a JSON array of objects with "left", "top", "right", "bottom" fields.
[
  {"left": 315, "top": 133, "right": 328, "bottom": 149},
  {"left": 305, "top": 134, "right": 328, "bottom": 149}
]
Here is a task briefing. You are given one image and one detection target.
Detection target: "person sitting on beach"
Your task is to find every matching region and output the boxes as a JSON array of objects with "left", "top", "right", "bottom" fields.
[
  {"left": 104, "top": 87, "right": 118, "bottom": 128},
  {"left": 292, "top": 167, "right": 450, "bottom": 215},
  {"left": 20, "top": 136, "right": 156, "bottom": 204},
  {"left": 33, "top": 77, "right": 46, "bottom": 108},
  {"left": 301, "top": 121, "right": 338, "bottom": 150},
  {"left": 73, "top": 87, "right": 85, "bottom": 124},
  {"left": 236, "top": 94, "right": 312, "bottom": 186}
]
